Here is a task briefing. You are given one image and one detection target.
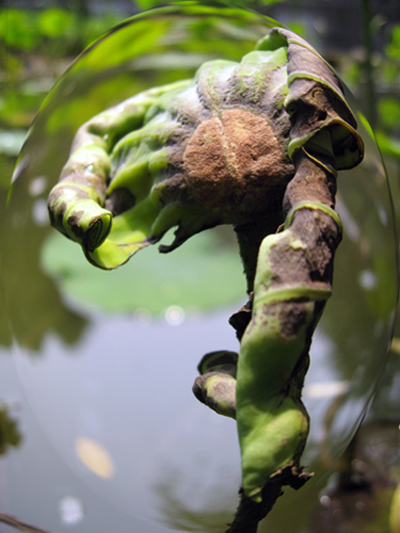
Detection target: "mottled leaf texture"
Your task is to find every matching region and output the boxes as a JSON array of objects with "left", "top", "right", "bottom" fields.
[{"left": 47, "top": 26, "right": 364, "bottom": 531}]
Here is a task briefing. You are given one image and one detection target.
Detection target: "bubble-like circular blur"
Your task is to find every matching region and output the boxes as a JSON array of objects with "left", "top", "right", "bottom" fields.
[{"left": 1, "top": 4, "right": 397, "bottom": 533}]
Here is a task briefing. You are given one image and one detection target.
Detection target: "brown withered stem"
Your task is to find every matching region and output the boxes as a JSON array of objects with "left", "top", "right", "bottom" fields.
[{"left": 225, "top": 149, "right": 342, "bottom": 532}]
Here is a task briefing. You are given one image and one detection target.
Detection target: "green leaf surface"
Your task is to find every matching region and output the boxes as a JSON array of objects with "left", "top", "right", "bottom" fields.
[
  {"left": 41, "top": 227, "right": 246, "bottom": 315},
  {"left": 376, "top": 130, "right": 400, "bottom": 160}
]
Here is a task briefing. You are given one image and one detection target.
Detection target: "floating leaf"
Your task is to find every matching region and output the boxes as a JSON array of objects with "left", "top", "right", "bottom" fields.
[
  {"left": 41, "top": 226, "right": 246, "bottom": 314},
  {"left": 75, "top": 437, "right": 114, "bottom": 479}
]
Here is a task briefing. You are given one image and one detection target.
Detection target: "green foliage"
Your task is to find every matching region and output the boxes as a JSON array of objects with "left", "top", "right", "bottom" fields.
[
  {"left": 332, "top": 16, "right": 400, "bottom": 171},
  {"left": 0, "top": 9, "right": 40, "bottom": 51},
  {"left": 385, "top": 24, "right": 400, "bottom": 61},
  {"left": 134, "top": 0, "right": 286, "bottom": 11},
  {"left": 1, "top": 3, "right": 399, "bottom": 530},
  {"left": 0, "top": 8, "right": 122, "bottom": 56},
  {"left": 381, "top": 25, "right": 400, "bottom": 103},
  {"left": 0, "top": 6, "right": 125, "bottom": 191},
  {"left": 375, "top": 131, "right": 400, "bottom": 160},
  {"left": 38, "top": 8, "right": 75, "bottom": 39},
  {"left": 378, "top": 97, "right": 400, "bottom": 131}
]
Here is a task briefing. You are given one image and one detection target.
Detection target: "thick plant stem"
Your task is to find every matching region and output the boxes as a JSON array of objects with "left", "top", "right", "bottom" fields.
[
  {"left": 46, "top": 23, "right": 365, "bottom": 532},
  {"left": 227, "top": 146, "right": 342, "bottom": 531},
  {"left": 226, "top": 466, "right": 312, "bottom": 533},
  {"left": 226, "top": 485, "right": 282, "bottom": 533},
  {"left": 235, "top": 213, "right": 284, "bottom": 294}
]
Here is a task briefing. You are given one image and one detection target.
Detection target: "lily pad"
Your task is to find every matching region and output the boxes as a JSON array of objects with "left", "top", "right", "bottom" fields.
[{"left": 41, "top": 226, "right": 246, "bottom": 315}]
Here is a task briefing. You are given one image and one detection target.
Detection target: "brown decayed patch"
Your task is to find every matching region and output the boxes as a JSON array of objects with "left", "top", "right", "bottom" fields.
[
  {"left": 66, "top": 210, "right": 85, "bottom": 238},
  {"left": 278, "top": 301, "right": 308, "bottom": 338},
  {"left": 220, "top": 109, "right": 285, "bottom": 181},
  {"left": 51, "top": 183, "right": 90, "bottom": 203},
  {"left": 49, "top": 200, "right": 67, "bottom": 230},
  {"left": 105, "top": 187, "right": 135, "bottom": 216},
  {"left": 266, "top": 210, "right": 340, "bottom": 290},
  {"left": 183, "top": 108, "right": 292, "bottom": 209},
  {"left": 229, "top": 294, "right": 253, "bottom": 340}
]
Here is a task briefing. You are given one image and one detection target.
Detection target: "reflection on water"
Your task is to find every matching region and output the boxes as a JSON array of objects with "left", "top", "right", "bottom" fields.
[
  {"left": 0, "top": 402, "right": 22, "bottom": 455},
  {"left": 2, "top": 309, "right": 245, "bottom": 533},
  {"left": 75, "top": 438, "right": 115, "bottom": 480},
  {"left": 58, "top": 496, "right": 85, "bottom": 526},
  {"left": 0, "top": 5, "right": 398, "bottom": 533}
]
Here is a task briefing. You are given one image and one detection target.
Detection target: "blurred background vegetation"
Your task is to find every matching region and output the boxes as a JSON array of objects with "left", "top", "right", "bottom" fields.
[
  {"left": 1, "top": 0, "right": 400, "bottom": 187},
  {"left": 1, "top": 1, "right": 400, "bottom": 531},
  {"left": 2, "top": 2, "right": 399, "bottom": 340}
]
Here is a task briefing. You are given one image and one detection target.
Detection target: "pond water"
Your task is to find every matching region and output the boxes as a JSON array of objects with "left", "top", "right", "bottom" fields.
[{"left": 0, "top": 5, "right": 398, "bottom": 533}]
